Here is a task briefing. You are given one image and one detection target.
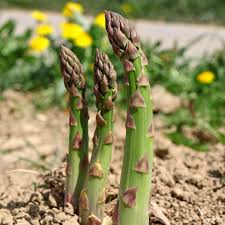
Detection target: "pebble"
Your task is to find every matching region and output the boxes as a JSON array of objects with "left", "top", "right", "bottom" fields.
[
  {"left": 62, "top": 217, "right": 79, "bottom": 225},
  {"left": 1, "top": 215, "right": 13, "bottom": 225},
  {"left": 30, "top": 220, "right": 39, "bottom": 225},
  {"left": 48, "top": 194, "right": 57, "bottom": 207},
  {"left": 28, "top": 203, "right": 40, "bottom": 218},
  {"left": 54, "top": 212, "right": 68, "bottom": 222},
  {"left": 64, "top": 203, "right": 74, "bottom": 215},
  {"left": 42, "top": 215, "right": 54, "bottom": 224},
  {"left": 171, "top": 187, "right": 190, "bottom": 201},
  {"left": 16, "top": 219, "right": 30, "bottom": 225}
]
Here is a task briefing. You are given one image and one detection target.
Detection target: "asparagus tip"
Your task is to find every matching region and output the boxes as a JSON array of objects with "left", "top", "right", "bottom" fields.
[
  {"left": 94, "top": 49, "right": 117, "bottom": 105},
  {"left": 105, "top": 11, "right": 140, "bottom": 60},
  {"left": 60, "top": 45, "right": 85, "bottom": 95}
]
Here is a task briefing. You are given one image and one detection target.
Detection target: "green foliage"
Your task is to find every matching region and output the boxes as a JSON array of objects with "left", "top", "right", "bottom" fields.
[
  {"left": 143, "top": 40, "right": 225, "bottom": 150},
  {"left": 167, "top": 131, "right": 209, "bottom": 152},
  {"left": 0, "top": 20, "right": 61, "bottom": 92}
]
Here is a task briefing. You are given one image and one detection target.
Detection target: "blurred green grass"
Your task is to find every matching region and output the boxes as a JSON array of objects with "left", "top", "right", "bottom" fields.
[{"left": 1, "top": 0, "right": 225, "bottom": 25}]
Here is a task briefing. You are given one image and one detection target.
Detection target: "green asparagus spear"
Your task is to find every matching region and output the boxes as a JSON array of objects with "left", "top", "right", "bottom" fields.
[
  {"left": 79, "top": 49, "right": 117, "bottom": 225},
  {"left": 60, "top": 46, "right": 89, "bottom": 211},
  {"left": 105, "top": 11, "right": 154, "bottom": 225}
]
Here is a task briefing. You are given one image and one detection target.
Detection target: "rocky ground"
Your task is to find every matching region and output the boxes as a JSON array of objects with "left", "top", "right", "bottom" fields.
[{"left": 0, "top": 88, "right": 224, "bottom": 225}]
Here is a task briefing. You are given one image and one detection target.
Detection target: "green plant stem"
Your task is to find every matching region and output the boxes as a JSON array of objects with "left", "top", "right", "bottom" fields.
[
  {"left": 87, "top": 93, "right": 113, "bottom": 220},
  {"left": 105, "top": 11, "right": 154, "bottom": 225},
  {"left": 119, "top": 58, "right": 153, "bottom": 225},
  {"left": 79, "top": 49, "right": 117, "bottom": 225},
  {"left": 65, "top": 96, "right": 83, "bottom": 206},
  {"left": 60, "top": 46, "right": 89, "bottom": 210}
]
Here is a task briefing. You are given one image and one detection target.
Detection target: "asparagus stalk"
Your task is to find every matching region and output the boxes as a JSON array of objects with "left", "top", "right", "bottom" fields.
[
  {"left": 60, "top": 46, "right": 89, "bottom": 210},
  {"left": 105, "top": 11, "right": 154, "bottom": 225},
  {"left": 79, "top": 49, "right": 117, "bottom": 225}
]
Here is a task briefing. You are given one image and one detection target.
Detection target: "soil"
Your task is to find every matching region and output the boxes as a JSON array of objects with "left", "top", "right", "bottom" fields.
[{"left": 0, "top": 89, "right": 224, "bottom": 225}]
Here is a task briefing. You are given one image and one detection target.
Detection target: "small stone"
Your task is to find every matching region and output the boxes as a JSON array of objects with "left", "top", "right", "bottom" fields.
[
  {"left": 152, "top": 85, "right": 181, "bottom": 113},
  {"left": 16, "top": 219, "right": 30, "bottom": 225},
  {"left": 154, "top": 137, "right": 171, "bottom": 159},
  {"left": 42, "top": 215, "right": 54, "bottom": 224},
  {"left": 30, "top": 192, "right": 43, "bottom": 205},
  {"left": 62, "top": 217, "right": 79, "bottom": 225},
  {"left": 52, "top": 208, "right": 60, "bottom": 213},
  {"left": 171, "top": 188, "right": 190, "bottom": 201},
  {"left": 48, "top": 194, "right": 57, "bottom": 207},
  {"left": 64, "top": 203, "right": 74, "bottom": 215},
  {"left": 160, "top": 175, "right": 175, "bottom": 188},
  {"left": 54, "top": 212, "right": 68, "bottom": 222},
  {"left": 30, "top": 220, "right": 39, "bottom": 225},
  {"left": 15, "top": 212, "right": 29, "bottom": 220},
  {"left": 0, "top": 209, "right": 13, "bottom": 225},
  {"left": 11, "top": 208, "right": 26, "bottom": 216},
  {"left": 102, "top": 216, "right": 113, "bottom": 225},
  {"left": 28, "top": 203, "right": 39, "bottom": 218},
  {"left": 150, "top": 202, "right": 171, "bottom": 225}
]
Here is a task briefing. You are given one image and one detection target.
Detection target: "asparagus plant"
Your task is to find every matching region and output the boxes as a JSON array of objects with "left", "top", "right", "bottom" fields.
[
  {"left": 79, "top": 49, "right": 117, "bottom": 225},
  {"left": 60, "top": 46, "right": 89, "bottom": 210},
  {"left": 105, "top": 11, "right": 154, "bottom": 225}
]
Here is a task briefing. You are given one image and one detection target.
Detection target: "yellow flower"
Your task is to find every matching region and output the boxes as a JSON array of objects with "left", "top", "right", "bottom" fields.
[
  {"left": 60, "top": 22, "right": 84, "bottom": 39},
  {"left": 196, "top": 71, "right": 215, "bottom": 84},
  {"left": 62, "top": 2, "right": 83, "bottom": 17},
  {"left": 94, "top": 12, "right": 105, "bottom": 29},
  {"left": 35, "top": 24, "right": 54, "bottom": 36},
  {"left": 121, "top": 3, "right": 133, "bottom": 14},
  {"left": 31, "top": 10, "right": 47, "bottom": 22},
  {"left": 74, "top": 31, "right": 93, "bottom": 48},
  {"left": 29, "top": 36, "right": 50, "bottom": 53}
]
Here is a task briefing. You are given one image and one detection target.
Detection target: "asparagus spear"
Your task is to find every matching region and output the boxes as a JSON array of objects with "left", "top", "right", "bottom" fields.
[
  {"left": 60, "top": 46, "right": 89, "bottom": 210},
  {"left": 79, "top": 49, "right": 117, "bottom": 225},
  {"left": 105, "top": 11, "right": 154, "bottom": 225}
]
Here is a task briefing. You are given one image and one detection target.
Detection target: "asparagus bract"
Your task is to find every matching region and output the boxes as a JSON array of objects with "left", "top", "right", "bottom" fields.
[
  {"left": 79, "top": 49, "right": 117, "bottom": 225},
  {"left": 105, "top": 11, "right": 154, "bottom": 225},
  {"left": 60, "top": 46, "right": 89, "bottom": 210}
]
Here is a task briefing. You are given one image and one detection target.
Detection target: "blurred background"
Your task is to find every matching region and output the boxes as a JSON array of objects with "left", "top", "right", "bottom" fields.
[
  {"left": 0, "top": 0, "right": 225, "bottom": 170},
  {"left": 1, "top": 0, "right": 225, "bottom": 24}
]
